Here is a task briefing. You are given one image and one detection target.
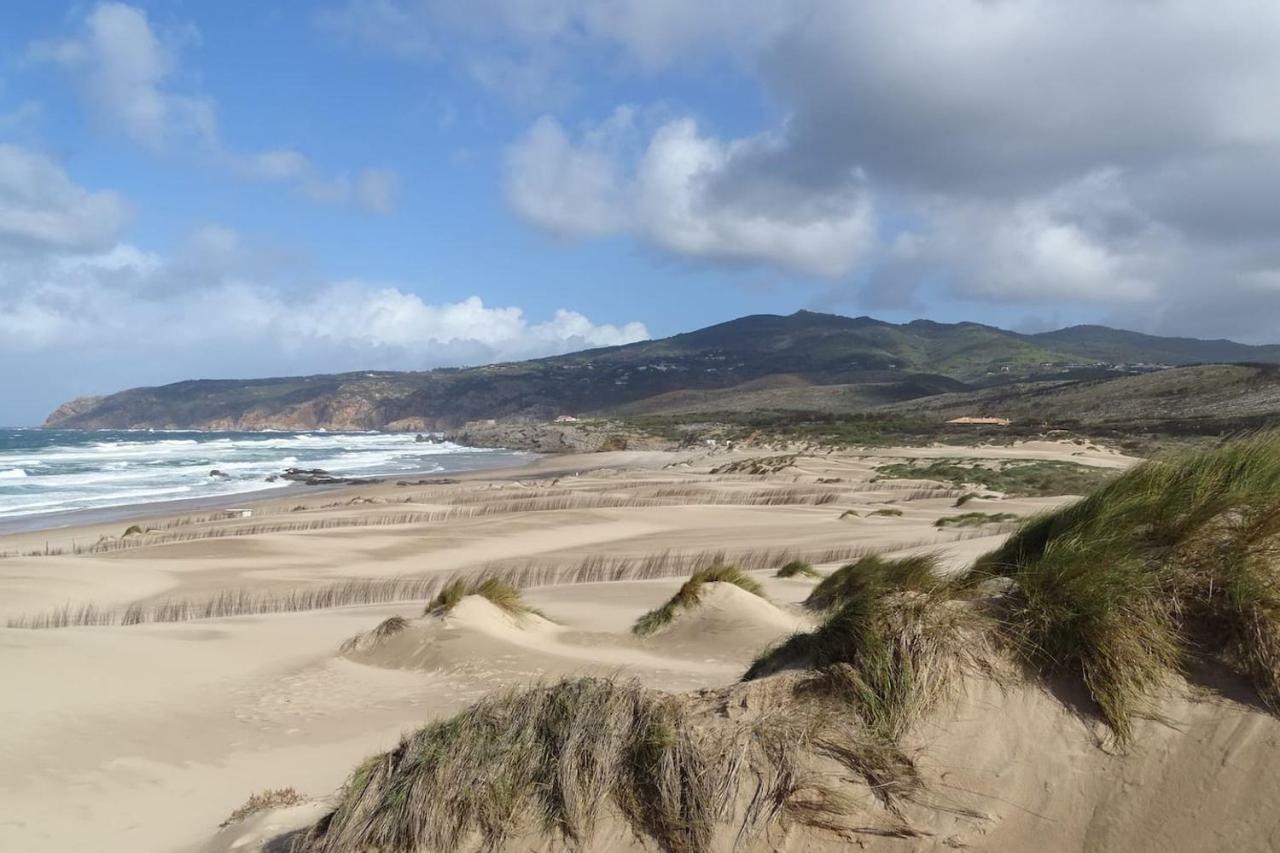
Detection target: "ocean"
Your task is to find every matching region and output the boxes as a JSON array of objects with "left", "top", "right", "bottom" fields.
[{"left": 0, "top": 429, "right": 528, "bottom": 522}]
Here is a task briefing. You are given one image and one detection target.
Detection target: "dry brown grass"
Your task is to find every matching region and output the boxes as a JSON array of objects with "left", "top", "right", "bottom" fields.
[
  {"left": 5, "top": 544, "right": 913, "bottom": 629},
  {"left": 220, "top": 787, "right": 306, "bottom": 827},
  {"left": 293, "top": 677, "right": 922, "bottom": 853}
]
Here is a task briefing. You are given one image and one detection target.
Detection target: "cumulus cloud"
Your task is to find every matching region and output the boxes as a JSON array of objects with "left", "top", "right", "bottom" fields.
[
  {"left": 0, "top": 143, "right": 646, "bottom": 421},
  {"left": 0, "top": 144, "right": 129, "bottom": 252},
  {"left": 328, "top": 0, "right": 1280, "bottom": 338},
  {"left": 31, "top": 2, "right": 399, "bottom": 213},
  {"left": 506, "top": 110, "right": 876, "bottom": 277},
  {"left": 0, "top": 230, "right": 646, "bottom": 361}
]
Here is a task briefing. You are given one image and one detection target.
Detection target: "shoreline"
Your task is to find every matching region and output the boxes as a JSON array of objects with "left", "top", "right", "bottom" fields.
[{"left": 0, "top": 450, "right": 543, "bottom": 538}]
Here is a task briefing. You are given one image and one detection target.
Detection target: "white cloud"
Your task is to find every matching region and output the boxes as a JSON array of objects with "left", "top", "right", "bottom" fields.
[
  {"left": 29, "top": 1, "right": 213, "bottom": 152},
  {"left": 329, "top": 0, "right": 1280, "bottom": 336},
  {"left": 506, "top": 111, "right": 876, "bottom": 277},
  {"left": 505, "top": 111, "right": 633, "bottom": 237},
  {"left": 0, "top": 226, "right": 648, "bottom": 365},
  {"left": 32, "top": 2, "right": 399, "bottom": 214},
  {"left": 0, "top": 143, "right": 128, "bottom": 252}
]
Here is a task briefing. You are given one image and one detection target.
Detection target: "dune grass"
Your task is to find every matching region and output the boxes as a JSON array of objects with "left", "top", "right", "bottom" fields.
[
  {"left": 875, "top": 458, "right": 1117, "bottom": 497},
  {"left": 775, "top": 559, "right": 820, "bottom": 579},
  {"left": 971, "top": 431, "right": 1280, "bottom": 743},
  {"left": 425, "top": 577, "right": 537, "bottom": 618},
  {"left": 220, "top": 787, "right": 306, "bottom": 827},
  {"left": 804, "top": 554, "right": 943, "bottom": 612},
  {"left": 934, "top": 511, "right": 1019, "bottom": 528},
  {"left": 294, "top": 677, "right": 921, "bottom": 853},
  {"left": 746, "top": 555, "right": 989, "bottom": 742},
  {"left": 6, "top": 544, "right": 911, "bottom": 630},
  {"left": 632, "top": 565, "right": 765, "bottom": 636}
]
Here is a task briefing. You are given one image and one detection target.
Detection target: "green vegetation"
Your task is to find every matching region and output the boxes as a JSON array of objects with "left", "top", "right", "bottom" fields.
[
  {"left": 804, "top": 554, "right": 943, "bottom": 612},
  {"left": 867, "top": 508, "right": 903, "bottom": 518},
  {"left": 122, "top": 524, "right": 143, "bottom": 537},
  {"left": 625, "top": 411, "right": 940, "bottom": 448},
  {"left": 934, "top": 512, "right": 1020, "bottom": 528},
  {"left": 775, "top": 559, "right": 820, "bottom": 579},
  {"left": 632, "top": 565, "right": 765, "bottom": 636},
  {"left": 875, "top": 458, "right": 1117, "bottom": 497},
  {"left": 746, "top": 554, "right": 987, "bottom": 741},
  {"left": 972, "top": 432, "right": 1280, "bottom": 743},
  {"left": 298, "top": 432, "right": 1280, "bottom": 850},
  {"left": 293, "top": 677, "right": 919, "bottom": 852},
  {"left": 426, "top": 577, "right": 538, "bottom": 618}
]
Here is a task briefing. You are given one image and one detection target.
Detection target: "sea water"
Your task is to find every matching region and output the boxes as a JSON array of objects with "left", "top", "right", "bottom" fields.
[{"left": 0, "top": 429, "right": 526, "bottom": 520}]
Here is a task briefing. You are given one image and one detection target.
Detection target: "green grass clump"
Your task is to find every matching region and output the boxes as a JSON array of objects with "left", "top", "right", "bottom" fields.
[
  {"left": 425, "top": 577, "right": 537, "bottom": 618},
  {"left": 776, "top": 560, "right": 820, "bottom": 579},
  {"left": 805, "top": 555, "right": 942, "bottom": 612},
  {"left": 747, "top": 556, "right": 986, "bottom": 741},
  {"left": 633, "top": 565, "right": 764, "bottom": 636},
  {"left": 934, "top": 512, "right": 1019, "bottom": 528},
  {"left": 293, "top": 677, "right": 911, "bottom": 852},
  {"left": 972, "top": 432, "right": 1280, "bottom": 743},
  {"left": 875, "top": 459, "right": 1115, "bottom": 497},
  {"left": 867, "top": 508, "right": 904, "bottom": 518}
]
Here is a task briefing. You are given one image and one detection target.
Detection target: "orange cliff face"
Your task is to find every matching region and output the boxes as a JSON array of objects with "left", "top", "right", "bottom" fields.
[{"left": 42, "top": 395, "right": 107, "bottom": 427}]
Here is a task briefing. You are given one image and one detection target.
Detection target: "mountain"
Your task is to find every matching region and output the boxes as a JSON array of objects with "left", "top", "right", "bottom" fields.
[{"left": 43, "top": 311, "right": 1280, "bottom": 430}]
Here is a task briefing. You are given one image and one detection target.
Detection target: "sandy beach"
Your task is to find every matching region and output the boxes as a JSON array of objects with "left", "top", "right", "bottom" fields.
[{"left": 0, "top": 439, "right": 1146, "bottom": 851}]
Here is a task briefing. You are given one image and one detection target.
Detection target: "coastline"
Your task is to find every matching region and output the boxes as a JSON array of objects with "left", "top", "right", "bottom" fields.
[{"left": 0, "top": 432, "right": 541, "bottom": 537}]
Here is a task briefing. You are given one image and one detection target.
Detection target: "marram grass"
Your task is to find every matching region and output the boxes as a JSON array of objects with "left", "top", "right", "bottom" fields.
[
  {"left": 293, "top": 677, "right": 922, "bottom": 852},
  {"left": 972, "top": 431, "right": 1280, "bottom": 743},
  {"left": 632, "top": 565, "right": 765, "bottom": 636},
  {"left": 775, "top": 559, "right": 820, "bottom": 579},
  {"left": 747, "top": 553, "right": 989, "bottom": 741}
]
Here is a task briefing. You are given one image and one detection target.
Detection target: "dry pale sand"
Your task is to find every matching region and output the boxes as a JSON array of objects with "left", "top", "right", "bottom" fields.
[{"left": 12, "top": 438, "right": 1249, "bottom": 852}]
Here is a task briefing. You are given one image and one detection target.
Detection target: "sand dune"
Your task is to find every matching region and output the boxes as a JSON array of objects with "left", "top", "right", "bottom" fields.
[
  {"left": 634, "top": 581, "right": 808, "bottom": 656},
  {"left": 0, "top": 440, "right": 1160, "bottom": 851}
]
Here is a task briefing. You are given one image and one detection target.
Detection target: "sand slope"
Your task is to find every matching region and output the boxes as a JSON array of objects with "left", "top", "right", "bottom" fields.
[
  {"left": 0, "top": 441, "right": 1155, "bottom": 851},
  {"left": 636, "top": 581, "right": 808, "bottom": 659}
]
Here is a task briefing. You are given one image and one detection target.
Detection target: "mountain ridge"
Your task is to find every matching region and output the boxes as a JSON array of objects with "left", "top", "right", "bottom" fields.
[{"left": 43, "top": 312, "right": 1280, "bottom": 430}]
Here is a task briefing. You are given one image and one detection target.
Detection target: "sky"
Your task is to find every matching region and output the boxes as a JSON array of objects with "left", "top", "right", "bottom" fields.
[{"left": 3, "top": 2, "right": 1280, "bottom": 425}]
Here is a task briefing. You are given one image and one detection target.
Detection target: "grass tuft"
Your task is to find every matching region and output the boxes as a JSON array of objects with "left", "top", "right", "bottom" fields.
[
  {"left": 934, "top": 511, "right": 1019, "bottom": 528},
  {"left": 746, "top": 555, "right": 988, "bottom": 741},
  {"left": 776, "top": 560, "right": 820, "bottom": 579},
  {"left": 804, "top": 554, "right": 942, "bottom": 612},
  {"left": 971, "top": 431, "right": 1280, "bottom": 743},
  {"left": 633, "top": 565, "right": 765, "bottom": 636},
  {"left": 220, "top": 787, "right": 306, "bottom": 827},
  {"left": 292, "top": 677, "right": 919, "bottom": 852},
  {"left": 425, "top": 577, "right": 538, "bottom": 618}
]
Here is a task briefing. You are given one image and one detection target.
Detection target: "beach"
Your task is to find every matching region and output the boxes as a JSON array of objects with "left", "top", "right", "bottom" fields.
[{"left": 0, "top": 438, "right": 1146, "bottom": 851}]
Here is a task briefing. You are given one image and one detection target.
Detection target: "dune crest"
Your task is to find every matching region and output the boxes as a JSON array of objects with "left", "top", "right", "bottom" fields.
[{"left": 638, "top": 581, "right": 807, "bottom": 651}]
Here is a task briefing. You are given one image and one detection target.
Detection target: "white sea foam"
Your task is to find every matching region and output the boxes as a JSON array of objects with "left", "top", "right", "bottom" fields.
[{"left": 0, "top": 430, "right": 525, "bottom": 521}]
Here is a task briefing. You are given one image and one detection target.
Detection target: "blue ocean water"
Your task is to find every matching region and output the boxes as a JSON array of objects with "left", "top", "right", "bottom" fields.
[{"left": 0, "top": 429, "right": 526, "bottom": 520}]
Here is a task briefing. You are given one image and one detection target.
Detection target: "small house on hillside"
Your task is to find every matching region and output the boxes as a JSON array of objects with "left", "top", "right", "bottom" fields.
[{"left": 947, "top": 416, "right": 1012, "bottom": 426}]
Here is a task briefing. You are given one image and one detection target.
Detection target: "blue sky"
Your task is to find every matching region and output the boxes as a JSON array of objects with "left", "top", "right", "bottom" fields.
[{"left": 3, "top": 2, "right": 1280, "bottom": 424}]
